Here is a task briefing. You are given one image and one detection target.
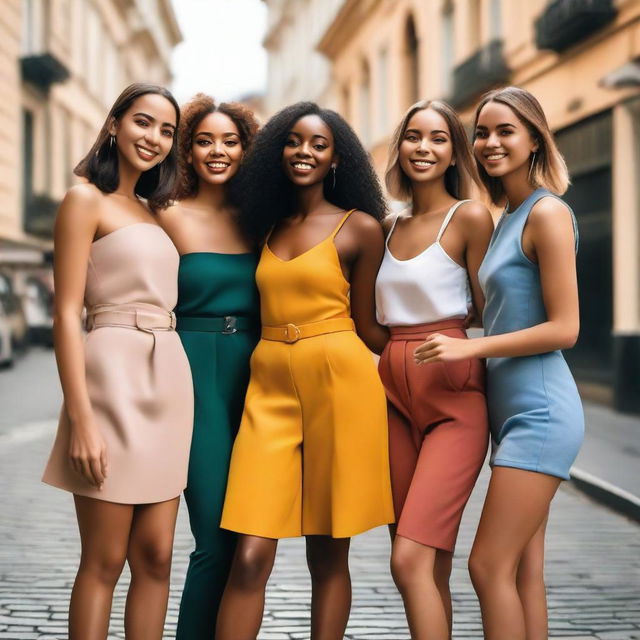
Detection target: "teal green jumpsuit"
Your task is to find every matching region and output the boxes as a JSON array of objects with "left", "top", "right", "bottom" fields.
[{"left": 174, "top": 251, "right": 259, "bottom": 639}]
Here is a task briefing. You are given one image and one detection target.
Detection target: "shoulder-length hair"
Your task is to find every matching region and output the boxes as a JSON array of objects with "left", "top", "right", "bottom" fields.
[
  {"left": 235, "top": 101, "right": 387, "bottom": 243},
  {"left": 174, "top": 93, "right": 259, "bottom": 201},
  {"left": 385, "top": 99, "right": 481, "bottom": 202},
  {"left": 473, "top": 86, "right": 570, "bottom": 204},
  {"left": 74, "top": 83, "right": 180, "bottom": 211}
]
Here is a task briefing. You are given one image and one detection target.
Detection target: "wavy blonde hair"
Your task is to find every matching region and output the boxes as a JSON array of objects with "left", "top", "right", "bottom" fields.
[
  {"left": 473, "top": 86, "right": 570, "bottom": 204},
  {"left": 385, "top": 100, "right": 480, "bottom": 201}
]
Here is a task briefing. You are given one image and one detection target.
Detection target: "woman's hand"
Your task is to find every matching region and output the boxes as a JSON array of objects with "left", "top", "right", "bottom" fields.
[
  {"left": 68, "top": 422, "right": 108, "bottom": 489},
  {"left": 414, "top": 333, "right": 476, "bottom": 364}
]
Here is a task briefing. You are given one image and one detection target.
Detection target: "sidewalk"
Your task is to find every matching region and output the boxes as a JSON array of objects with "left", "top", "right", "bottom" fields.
[{"left": 571, "top": 401, "right": 640, "bottom": 521}]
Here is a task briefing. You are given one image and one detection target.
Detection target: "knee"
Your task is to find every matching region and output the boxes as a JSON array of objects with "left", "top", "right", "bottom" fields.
[
  {"left": 228, "top": 546, "right": 274, "bottom": 590},
  {"left": 306, "top": 541, "right": 349, "bottom": 583},
  {"left": 79, "top": 550, "right": 126, "bottom": 586},
  {"left": 390, "top": 546, "right": 421, "bottom": 591},
  {"left": 468, "top": 548, "right": 513, "bottom": 592},
  {"left": 130, "top": 540, "right": 173, "bottom": 582}
]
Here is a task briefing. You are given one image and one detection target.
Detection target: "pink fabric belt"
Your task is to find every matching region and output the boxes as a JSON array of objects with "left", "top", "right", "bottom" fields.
[{"left": 388, "top": 318, "right": 466, "bottom": 341}]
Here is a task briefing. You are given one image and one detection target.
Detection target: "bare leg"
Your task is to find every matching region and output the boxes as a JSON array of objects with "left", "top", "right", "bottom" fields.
[
  {"left": 517, "top": 515, "right": 548, "bottom": 640},
  {"left": 434, "top": 549, "right": 453, "bottom": 636},
  {"left": 390, "top": 535, "right": 449, "bottom": 640},
  {"left": 69, "top": 496, "right": 133, "bottom": 640},
  {"left": 216, "top": 535, "right": 278, "bottom": 640},
  {"left": 124, "top": 498, "right": 179, "bottom": 640},
  {"left": 468, "top": 468, "right": 560, "bottom": 640},
  {"left": 306, "top": 536, "right": 352, "bottom": 640}
]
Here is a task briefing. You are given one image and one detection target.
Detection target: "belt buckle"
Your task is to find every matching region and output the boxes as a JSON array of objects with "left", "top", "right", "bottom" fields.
[
  {"left": 284, "top": 323, "right": 300, "bottom": 343},
  {"left": 169, "top": 311, "right": 176, "bottom": 330},
  {"left": 222, "top": 316, "right": 237, "bottom": 334}
]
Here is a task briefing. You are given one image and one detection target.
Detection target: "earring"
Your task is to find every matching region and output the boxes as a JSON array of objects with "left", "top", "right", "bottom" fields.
[
  {"left": 109, "top": 135, "right": 116, "bottom": 151},
  {"left": 331, "top": 165, "right": 337, "bottom": 190},
  {"left": 528, "top": 151, "right": 537, "bottom": 183}
]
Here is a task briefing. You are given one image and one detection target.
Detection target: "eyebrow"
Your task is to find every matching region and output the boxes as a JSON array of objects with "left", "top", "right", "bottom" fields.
[
  {"left": 288, "top": 131, "right": 329, "bottom": 142},
  {"left": 476, "top": 122, "right": 516, "bottom": 129},
  {"left": 133, "top": 112, "right": 176, "bottom": 130},
  {"left": 195, "top": 131, "right": 240, "bottom": 137},
  {"left": 405, "top": 128, "right": 449, "bottom": 136}
]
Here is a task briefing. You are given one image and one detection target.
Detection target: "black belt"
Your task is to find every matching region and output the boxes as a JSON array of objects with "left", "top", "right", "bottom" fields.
[{"left": 175, "top": 315, "right": 258, "bottom": 334}]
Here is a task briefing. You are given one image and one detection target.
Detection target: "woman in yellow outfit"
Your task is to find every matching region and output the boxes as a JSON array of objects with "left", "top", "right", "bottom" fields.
[{"left": 217, "top": 102, "right": 394, "bottom": 640}]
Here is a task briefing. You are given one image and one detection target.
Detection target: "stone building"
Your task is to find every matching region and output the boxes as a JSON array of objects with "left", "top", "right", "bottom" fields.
[
  {"left": 0, "top": 0, "right": 181, "bottom": 297},
  {"left": 263, "top": 0, "right": 640, "bottom": 413}
]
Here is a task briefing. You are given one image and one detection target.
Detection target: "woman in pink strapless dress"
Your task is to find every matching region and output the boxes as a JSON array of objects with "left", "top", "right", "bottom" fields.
[{"left": 42, "top": 83, "right": 193, "bottom": 640}]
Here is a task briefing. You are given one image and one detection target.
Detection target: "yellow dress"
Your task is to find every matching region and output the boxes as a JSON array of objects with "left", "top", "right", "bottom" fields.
[{"left": 221, "top": 211, "right": 394, "bottom": 538}]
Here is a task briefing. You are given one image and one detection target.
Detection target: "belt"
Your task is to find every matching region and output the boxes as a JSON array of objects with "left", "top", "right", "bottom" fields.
[
  {"left": 86, "top": 303, "right": 176, "bottom": 333},
  {"left": 388, "top": 318, "right": 466, "bottom": 341},
  {"left": 176, "top": 315, "right": 258, "bottom": 334},
  {"left": 261, "top": 317, "right": 354, "bottom": 343}
]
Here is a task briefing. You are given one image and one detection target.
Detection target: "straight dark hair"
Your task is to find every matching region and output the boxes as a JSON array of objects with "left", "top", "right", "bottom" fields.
[{"left": 74, "top": 83, "right": 180, "bottom": 211}]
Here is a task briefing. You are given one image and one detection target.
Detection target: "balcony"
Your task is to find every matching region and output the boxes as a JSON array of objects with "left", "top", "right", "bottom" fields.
[
  {"left": 535, "top": 0, "right": 617, "bottom": 53},
  {"left": 23, "top": 195, "right": 59, "bottom": 239},
  {"left": 20, "top": 53, "right": 69, "bottom": 92},
  {"left": 450, "top": 39, "right": 509, "bottom": 109}
]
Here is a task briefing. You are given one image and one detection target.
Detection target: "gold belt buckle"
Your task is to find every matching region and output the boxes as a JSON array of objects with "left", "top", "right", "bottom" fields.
[{"left": 284, "top": 323, "right": 301, "bottom": 343}]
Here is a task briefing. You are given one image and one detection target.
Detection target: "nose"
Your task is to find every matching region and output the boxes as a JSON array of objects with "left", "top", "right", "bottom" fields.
[
  {"left": 486, "top": 131, "right": 501, "bottom": 148},
  {"left": 296, "top": 142, "right": 312, "bottom": 157},
  {"left": 416, "top": 138, "right": 430, "bottom": 154},
  {"left": 144, "top": 126, "right": 161, "bottom": 147},
  {"left": 210, "top": 141, "right": 225, "bottom": 156}
]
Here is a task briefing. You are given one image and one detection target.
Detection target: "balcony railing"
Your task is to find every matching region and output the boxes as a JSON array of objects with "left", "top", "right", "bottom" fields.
[
  {"left": 20, "top": 54, "right": 69, "bottom": 92},
  {"left": 23, "top": 195, "right": 59, "bottom": 239},
  {"left": 450, "top": 39, "right": 510, "bottom": 109},
  {"left": 535, "top": 0, "right": 617, "bottom": 53}
]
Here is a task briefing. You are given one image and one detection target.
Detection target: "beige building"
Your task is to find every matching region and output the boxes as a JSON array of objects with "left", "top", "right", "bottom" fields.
[
  {"left": 264, "top": 0, "right": 640, "bottom": 413},
  {"left": 0, "top": 0, "right": 181, "bottom": 276}
]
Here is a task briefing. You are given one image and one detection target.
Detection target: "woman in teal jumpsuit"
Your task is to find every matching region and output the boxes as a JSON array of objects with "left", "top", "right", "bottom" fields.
[{"left": 159, "top": 93, "right": 259, "bottom": 638}]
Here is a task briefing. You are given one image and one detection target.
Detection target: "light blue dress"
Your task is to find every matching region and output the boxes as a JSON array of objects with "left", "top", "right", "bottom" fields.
[{"left": 478, "top": 188, "right": 584, "bottom": 480}]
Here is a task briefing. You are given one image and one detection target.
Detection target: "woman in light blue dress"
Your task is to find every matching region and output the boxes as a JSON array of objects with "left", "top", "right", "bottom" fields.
[{"left": 414, "top": 86, "right": 583, "bottom": 640}]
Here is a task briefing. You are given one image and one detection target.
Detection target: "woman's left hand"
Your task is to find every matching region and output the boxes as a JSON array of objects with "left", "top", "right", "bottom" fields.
[{"left": 414, "top": 333, "right": 475, "bottom": 364}]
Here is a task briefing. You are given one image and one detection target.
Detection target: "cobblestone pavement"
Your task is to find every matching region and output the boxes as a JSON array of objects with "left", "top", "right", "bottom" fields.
[{"left": 1, "top": 352, "right": 640, "bottom": 639}]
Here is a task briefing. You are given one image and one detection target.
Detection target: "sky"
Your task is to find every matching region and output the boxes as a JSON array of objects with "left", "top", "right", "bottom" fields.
[{"left": 170, "top": 0, "right": 268, "bottom": 103}]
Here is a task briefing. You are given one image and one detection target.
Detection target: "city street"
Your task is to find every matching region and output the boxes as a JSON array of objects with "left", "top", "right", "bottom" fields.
[{"left": 1, "top": 350, "right": 639, "bottom": 640}]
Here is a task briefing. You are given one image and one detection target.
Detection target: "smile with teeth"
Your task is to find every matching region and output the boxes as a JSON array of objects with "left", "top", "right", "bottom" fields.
[
  {"left": 135, "top": 145, "right": 158, "bottom": 160},
  {"left": 206, "top": 161, "right": 230, "bottom": 169},
  {"left": 292, "top": 162, "right": 314, "bottom": 170},
  {"left": 485, "top": 153, "right": 507, "bottom": 160},
  {"left": 411, "top": 160, "right": 435, "bottom": 167}
]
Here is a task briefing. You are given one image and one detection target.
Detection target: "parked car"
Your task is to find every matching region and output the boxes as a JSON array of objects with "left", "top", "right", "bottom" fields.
[
  {"left": 23, "top": 276, "right": 54, "bottom": 347},
  {"left": 0, "top": 272, "right": 27, "bottom": 351},
  {"left": 0, "top": 298, "right": 13, "bottom": 367}
]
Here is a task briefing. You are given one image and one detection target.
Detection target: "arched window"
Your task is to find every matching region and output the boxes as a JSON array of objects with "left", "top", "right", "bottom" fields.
[
  {"left": 441, "top": 1, "right": 454, "bottom": 96},
  {"left": 404, "top": 15, "right": 419, "bottom": 107}
]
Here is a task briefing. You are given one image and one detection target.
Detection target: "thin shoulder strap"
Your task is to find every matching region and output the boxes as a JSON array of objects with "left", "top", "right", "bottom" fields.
[
  {"left": 436, "top": 200, "right": 470, "bottom": 242},
  {"left": 528, "top": 191, "right": 579, "bottom": 252},
  {"left": 385, "top": 213, "right": 402, "bottom": 246},
  {"left": 330, "top": 209, "right": 355, "bottom": 239}
]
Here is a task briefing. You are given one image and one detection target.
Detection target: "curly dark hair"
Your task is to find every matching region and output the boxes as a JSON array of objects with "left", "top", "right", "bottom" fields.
[
  {"left": 173, "top": 93, "right": 259, "bottom": 201},
  {"left": 235, "top": 101, "right": 387, "bottom": 242},
  {"left": 74, "top": 83, "right": 180, "bottom": 211}
]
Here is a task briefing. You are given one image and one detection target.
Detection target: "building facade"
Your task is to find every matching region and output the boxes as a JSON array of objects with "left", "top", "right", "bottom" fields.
[
  {"left": 0, "top": 0, "right": 181, "bottom": 305},
  {"left": 263, "top": 0, "right": 640, "bottom": 414}
]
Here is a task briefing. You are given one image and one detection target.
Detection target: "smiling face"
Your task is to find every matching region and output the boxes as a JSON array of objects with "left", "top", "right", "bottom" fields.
[
  {"left": 282, "top": 114, "right": 336, "bottom": 187},
  {"left": 398, "top": 108, "right": 454, "bottom": 186},
  {"left": 473, "top": 100, "right": 538, "bottom": 180},
  {"left": 189, "top": 111, "right": 243, "bottom": 186},
  {"left": 110, "top": 93, "right": 177, "bottom": 173}
]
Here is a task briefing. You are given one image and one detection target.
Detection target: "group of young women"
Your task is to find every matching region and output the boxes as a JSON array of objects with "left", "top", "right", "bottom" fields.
[{"left": 42, "top": 81, "right": 584, "bottom": 640}]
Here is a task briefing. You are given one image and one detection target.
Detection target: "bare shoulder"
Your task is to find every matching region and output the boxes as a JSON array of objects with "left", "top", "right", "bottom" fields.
[
  {"left": 457, "top": 199, "right": 492, "bottom": 222},
  {"left": 344, "top": 209, "right": 384, "bottom": 238},
  {"left": 57, "top": 183, "right": 103, "bottom": 227},
  {"left": 157, "top": 201, "right": 182, "bottom": 225},
  {"left": 529, "top": 195, "right": 574, "bottom": 231},
  {"left": 381, "top": 212, "right": 396, "bottom": 235}
]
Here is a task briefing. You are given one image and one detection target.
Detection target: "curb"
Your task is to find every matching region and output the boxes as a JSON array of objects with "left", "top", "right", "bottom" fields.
[{"left": 570, "top": 466, "right": 640, "bottom": 524}]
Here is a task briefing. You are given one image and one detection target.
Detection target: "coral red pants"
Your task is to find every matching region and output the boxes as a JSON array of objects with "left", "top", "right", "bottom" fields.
[{"left": 378, "top": 319, "right": 489, "bottom": 551}]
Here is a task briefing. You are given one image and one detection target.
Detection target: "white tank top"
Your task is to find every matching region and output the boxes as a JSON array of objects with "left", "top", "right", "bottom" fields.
[{"left": 375, "top": 201, "right": 472, "bottom": 326}]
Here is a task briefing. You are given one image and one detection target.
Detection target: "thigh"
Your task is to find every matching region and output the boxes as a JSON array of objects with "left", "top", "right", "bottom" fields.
[
  {"left": 128, "top": 498, "right": 180, "bottom": 557},
  {"left": 74, "top": 495, "right": 133, "bottom": 563},
  {"left": 306, "top": 535, "right": 351, "bottom": 570},
  {"left": 472, "top": 468, "right": 560, "bottom": 570}
]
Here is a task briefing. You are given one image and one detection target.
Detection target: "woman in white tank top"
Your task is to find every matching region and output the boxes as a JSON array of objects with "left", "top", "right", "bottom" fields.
[{"left": 376, "top": 100, "right": 493, "bottom": 640}]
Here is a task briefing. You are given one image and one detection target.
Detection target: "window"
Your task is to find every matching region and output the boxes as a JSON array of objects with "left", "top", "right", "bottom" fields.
[
  {"left": 360, "top": 59, "right": 371, "bottom": 146},
  {"left": 22, "top": 109, "right": 34, "bottom": 222},
  {"left": 377, "top": 47, "right": 389, "bottom": 134},
  {"left": 489, "top": 0, "right": 502, "bottom": 39},
  {"left": 441, "top": 2, "right": 454, "bottom": 96},
  {"left": 404, "top": 15, "right": 419, "bottom": 107}
]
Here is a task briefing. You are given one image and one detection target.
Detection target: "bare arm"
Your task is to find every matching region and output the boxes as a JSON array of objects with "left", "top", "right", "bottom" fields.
[
  {"left": 416, "top": 197, "right": 579, "bottom": 362},
  {"left": 53, "top": 184, "right": 107, "bottom": 488},
  {"left": 460, "top": 201, "right": 494, "bottom": 324},
  {"left": 347, "top": 213, "right": 390, "bottom": 355}
]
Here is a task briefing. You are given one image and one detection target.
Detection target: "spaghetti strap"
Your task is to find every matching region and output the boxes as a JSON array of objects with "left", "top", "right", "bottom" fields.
[
  {"left": 330, "top": 209, "right": 356, "bottom": 239},
  {"left": 436, "top": 200, "right": 470, "bottom": 243}
]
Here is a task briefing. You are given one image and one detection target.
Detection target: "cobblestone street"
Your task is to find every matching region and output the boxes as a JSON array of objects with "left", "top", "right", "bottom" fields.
[{"left": 1, "top": 350, "right": 639, "bottom": 639}]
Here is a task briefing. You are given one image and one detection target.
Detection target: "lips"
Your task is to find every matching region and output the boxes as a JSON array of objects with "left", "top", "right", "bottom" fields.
[
  {"left": 135, "top": 145, "right": 158, "bottom": 161},
  {"left": 410, "top": 159, "right": 436, "bottom": 170},
  {"left": 205, "top": 161, "right": 230, "bottom": 173},
  {"left": 290, "top": 161, "right": 316, "bottom": 175},
  {"left": 483, "top": 152, "right": 508, "bottom": 163}
]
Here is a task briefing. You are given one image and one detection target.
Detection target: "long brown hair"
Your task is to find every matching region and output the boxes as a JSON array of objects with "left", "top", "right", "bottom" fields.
[
  {"left": 385, "top": 100, "right": 480, "bottom": 201},
  {"left": 473, "top": 86, "right": 570, "bottom": 204},
  {"left": 74, "top": 83, "right": 180, "bottom": 211}
]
